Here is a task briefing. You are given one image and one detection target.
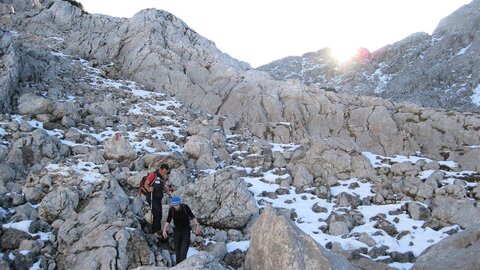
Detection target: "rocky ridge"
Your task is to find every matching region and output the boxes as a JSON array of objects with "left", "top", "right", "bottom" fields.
[
  {"left": 258, "top": 0, "right": 480, "bottom": 113},
  {"left": 0, "top": 1, "right": 479, "bottom": 269}
]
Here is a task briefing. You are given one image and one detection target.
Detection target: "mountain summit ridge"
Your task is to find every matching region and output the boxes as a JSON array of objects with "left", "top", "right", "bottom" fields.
[{"left": 259, "top": 0, "right": 480, "bottom": 113}]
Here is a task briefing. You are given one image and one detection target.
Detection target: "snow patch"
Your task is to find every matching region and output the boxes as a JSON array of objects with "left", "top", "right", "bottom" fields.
[
  {"left": 270, "top": 142, "right": 301, "bottom": 152},
  {"left": 330, "top": 178, "right": 374, "bottom": 199},
  {"left": 227, "top": 241, "right": 250, "bottom": 252},
  {"left": 371, "top": 63, "right": 393, "bottom": 93},
  {"left": 362, "top": 151, "right": 432, "bottom": 168},
  {"left": 457, "top": 43, "right": 471, "bottom": 56},
  {"left": 2, "top": 220, "right": 51, "bottom": 241},
  {"left": 470, "top": 84, "right": 480, "bottom": 106}
]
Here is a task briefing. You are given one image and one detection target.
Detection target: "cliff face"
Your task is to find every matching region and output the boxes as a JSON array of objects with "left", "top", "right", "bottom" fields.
[{"left": 259, "top": 0, "right": 480, "bottom": 113}]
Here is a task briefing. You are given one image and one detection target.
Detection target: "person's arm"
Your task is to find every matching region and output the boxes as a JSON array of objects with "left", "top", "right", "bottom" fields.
[
  {"left": 162, "top": 221, "right": 170, "bottom": 239},
  {"left": 191, "top": 217, "right": 201, "bottom": 235},
  {"left": 144, "top": 173, "right": 155, "bottom": 192},
  {"left": 166, "top": 181, "right": 176, "bottom": 195},
  {"left": 185, "top": 205, "right": 202, "bottom": 235},
  {"left": 162, "top": 208, "right": 173, "bottom": 238},
  {"left": 161, "top": 176, "right": 176, "bottom": 194}
]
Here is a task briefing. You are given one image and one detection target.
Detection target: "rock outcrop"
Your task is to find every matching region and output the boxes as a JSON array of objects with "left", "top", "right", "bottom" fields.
[
  {"left": 245, "top": 205, "right": 358, "bottom": 270},
  {"left": 177, "top": 168, "right": 259, "bottom": 229},
  {"left": 412, "top": 224, "right": 480, "bottom": 270},
  {"left": 0, "top": 29, "right": 18, "bottom": 114}
]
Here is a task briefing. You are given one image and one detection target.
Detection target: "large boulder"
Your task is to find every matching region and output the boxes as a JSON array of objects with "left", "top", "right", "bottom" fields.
[
  {"left": 0, "top": 163, "right": 15, "bottom": 184},
  {"left": 26, "top": 0, "right": 83, "bottom": 35},
  {"left": 184, "top": 135, "right": 213, "bottom": 159},
  {"left": 177, "top": 168, "right": 258, "bottom": 229},
  {"left": 7, "top": 128, "right": 67, "bottom": 169},
  {"left": 172, "top": 252, "right": 226, "bottom": 270},
  {"left": 412, "top": 224, "right": 480, "bottom": 270},
  {"left": 295, "top": 136, "right": 375, "bottom": 180},
  {"left": 245, "top": 205, "right": 358, "bottom": 270},
  {"left": 104, "top": 133, "right": 137, "bottom": 161},
  {"left": 0, "top": 228, "right": 32, "bottom": 250},
  {"left": 17, "top": 93, "right": 53, "bottom": 115},
  {"left": 56, "top": 179, "right": 142, "bottom": 269},
  {"left": 449, "top": 147, "right": 480, "bottom": 171},
  {"left": 38, "top": 187, "right": 79, "bottom": 223},
  {"left": 430, "top": 196, "right": 480, "bottom": 228},
  {"left": 57, "top": 225, "right": 155, "bottom": 270}
]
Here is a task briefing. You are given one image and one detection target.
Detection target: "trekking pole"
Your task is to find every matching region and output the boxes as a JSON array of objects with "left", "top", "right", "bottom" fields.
[{"left": 150, "top": 190, "right": 153, "bottom": 233}]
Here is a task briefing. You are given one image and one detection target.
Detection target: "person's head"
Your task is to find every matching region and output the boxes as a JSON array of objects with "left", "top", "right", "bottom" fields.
[
  {"left": 159, "top": 164, "right": 169, "bottom": 176},
  {"left": 171, "top": 196, "right": 181, "bottom": 209}
]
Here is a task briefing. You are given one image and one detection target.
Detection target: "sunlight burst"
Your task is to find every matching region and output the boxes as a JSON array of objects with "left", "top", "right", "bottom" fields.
[{"left": 329, "top": 45, "right": 360, "bottom": 62}]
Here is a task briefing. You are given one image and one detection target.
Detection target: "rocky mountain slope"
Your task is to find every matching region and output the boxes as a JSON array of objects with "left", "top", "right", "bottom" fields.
[
  {"left": 258, "top": 0, "right": 480, "bottom": 113},
  {"left": 0, "top": 1, "right": 479, "bottom": 270}
]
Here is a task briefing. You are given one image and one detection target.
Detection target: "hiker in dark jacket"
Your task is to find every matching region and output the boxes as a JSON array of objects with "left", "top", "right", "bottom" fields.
[
  {"left": 144, "top": 163, "right": 171, "bottom": 237},
  {"left": 162, "top": 196, "right": 201, "bottom": 265}
]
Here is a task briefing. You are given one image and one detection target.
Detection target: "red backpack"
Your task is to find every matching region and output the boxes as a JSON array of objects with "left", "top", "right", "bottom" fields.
[
  {"left": 138, "top": 170, "right": 161, "bottom": 196},
  {"left": 139, "top": 170, "right": 174, "bottom": 196},
  {"left": 139, "top": 174, "right": 150, "bottom": 196}
]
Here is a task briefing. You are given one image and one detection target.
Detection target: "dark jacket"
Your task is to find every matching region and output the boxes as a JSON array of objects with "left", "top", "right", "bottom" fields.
[
  {"left": 166, "top": 204, "right": 195, "bottom": 230},
  {"left": 146, "top": 170, "right": 167, "bottom": 200}
]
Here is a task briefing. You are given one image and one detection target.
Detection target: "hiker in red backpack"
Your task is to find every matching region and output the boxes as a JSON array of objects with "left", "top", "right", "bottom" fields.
[
  {"left": 144, "top": 163, "right": 174, "bottom": 237},
  {"left": 162, "top": 196, "right": 201, "bottom": 265}
]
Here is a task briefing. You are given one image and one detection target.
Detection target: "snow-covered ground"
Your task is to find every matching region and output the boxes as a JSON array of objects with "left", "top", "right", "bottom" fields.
[{"left": 239, "top": 149, "right": 471, "bottom": 270}]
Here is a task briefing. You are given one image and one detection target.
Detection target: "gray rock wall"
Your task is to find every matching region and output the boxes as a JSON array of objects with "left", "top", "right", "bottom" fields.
[{"left": 0, "top": 30, "right": 19, "bottom": 113}]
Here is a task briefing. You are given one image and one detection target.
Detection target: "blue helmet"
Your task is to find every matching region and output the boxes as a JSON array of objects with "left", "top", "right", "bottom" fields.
[{"left": 171, "top": 196, "right": 181, "bottom": 205}]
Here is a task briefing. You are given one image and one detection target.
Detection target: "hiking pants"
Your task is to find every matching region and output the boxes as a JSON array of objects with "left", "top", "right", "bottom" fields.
[
  {"left": 146, "top": 195, "right": 162, "bottom": 234},
  {"left": 173, "top": 228, "right": 190, "bottom": 265}
]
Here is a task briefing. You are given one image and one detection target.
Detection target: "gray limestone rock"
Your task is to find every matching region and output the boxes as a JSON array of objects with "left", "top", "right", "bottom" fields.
[
  {"left": 172, "top": 252, "right": 226, "bottom": 270},
  {"left": 184, "top": 135, "right": 213, "bottom": 159},
  {"left": 0, "top": 228, "right": 32, "bottom": 250},
  {"left": 103, "top": 134, "right": 137, "bottom": 161},
  {"left": 176, "top": 168, "right": 258, "bottom": 229},
  {"left": 0, "top": 163, "right": 15, "bottom": 184},
  {"left": 291, "top": 164, "right": 314, "bottom": 188},
  {"left": 38, "top": 187, "right": 79, "bottom": 223},
  {"left": 407, "top": 202, "right": 431, "bottom": 220},
  {"left": 358, "top": 232, "right": 376, "bottom": 247},
  {"left": 204, "top": 241, "right": 227, "bottom": 261},
  {"left": 245, "top": 205, "right": 358, "bottom": 270},
  {"left": 0, "top": 30, "right": 18, "bottom": 114},
  {"left": 17, "top": 93, "right": 53, "bottom": 115},
  {"left": 336, "top": 192, "right": 362, "bottom": 208},
  {"left": 430, "top": 196, "right": 480, "bottom": 228},
  {"left": 412, "top": 224, "right": 480, "bottom": 270}
]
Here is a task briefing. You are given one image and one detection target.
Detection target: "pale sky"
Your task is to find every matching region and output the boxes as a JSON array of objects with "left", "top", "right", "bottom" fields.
[{"left": 79, "top": 0, "right": 471, "bottom": 67}]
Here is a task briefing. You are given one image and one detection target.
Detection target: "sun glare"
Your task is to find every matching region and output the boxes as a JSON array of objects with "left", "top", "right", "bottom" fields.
[{"left": 329, "top": 45, "right": 360, "bottom": 62}]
